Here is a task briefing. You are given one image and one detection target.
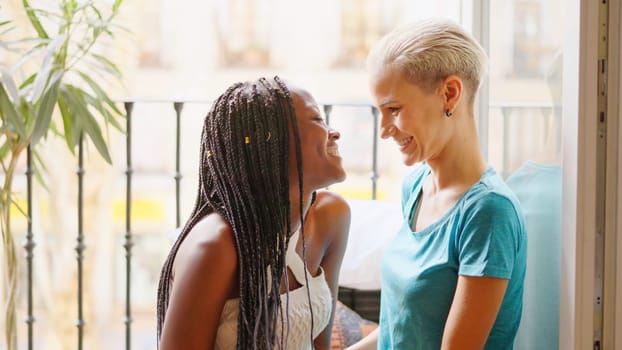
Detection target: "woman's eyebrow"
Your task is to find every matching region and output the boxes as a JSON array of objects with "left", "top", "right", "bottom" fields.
[{"left": 379, "top": 99, "right": 397, "bottom": 107}]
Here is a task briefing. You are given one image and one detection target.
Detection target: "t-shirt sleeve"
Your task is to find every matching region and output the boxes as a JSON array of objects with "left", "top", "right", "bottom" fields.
[{"left": 456, "top": 192, "right": 523, "bottom": 279}]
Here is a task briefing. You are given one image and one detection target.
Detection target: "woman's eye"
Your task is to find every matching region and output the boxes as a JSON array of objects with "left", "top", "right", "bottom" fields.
[{"left": 388, "top": 107, "right": 400, "bottom": 116}]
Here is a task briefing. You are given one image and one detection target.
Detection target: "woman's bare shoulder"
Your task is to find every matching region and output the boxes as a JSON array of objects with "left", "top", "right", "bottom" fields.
[
  {"left": 162, "top": 213, "right": 237, "bottom": 348},
  {"left": 312, "top": 190, "right": 351, "bottom": 219},
  {"left": 173, "top": 213, "right": 237, "bottom": 281},
  {"left": 308, "top": 190, "right": 351, "bottom": 245}
]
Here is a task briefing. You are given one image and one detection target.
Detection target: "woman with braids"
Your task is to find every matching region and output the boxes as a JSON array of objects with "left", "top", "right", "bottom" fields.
[{"left": 157, "top": 76, "right": 350, "bottom": 350}]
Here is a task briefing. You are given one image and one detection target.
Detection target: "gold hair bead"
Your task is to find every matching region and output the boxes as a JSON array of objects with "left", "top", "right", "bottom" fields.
[
  {"left": 245, "top": 136, "right": 250, "bottom": 144},
  {"left": 207, "top": 150, "right": 212, "bottom": 157}
]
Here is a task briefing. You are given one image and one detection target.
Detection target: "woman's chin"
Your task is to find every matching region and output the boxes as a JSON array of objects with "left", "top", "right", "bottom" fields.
[
  {"left": 311, "top": 172, "right": 347, "bottom": 191},
  {"left": 402, "top": 154, "right": 421, "bottom": 166}
]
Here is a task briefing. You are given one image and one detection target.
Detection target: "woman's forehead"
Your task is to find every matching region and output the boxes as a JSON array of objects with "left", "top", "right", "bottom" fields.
[
  {"left": 288, "top": 83, "right": 309, "bottom": 99},
  {"left": 290, "top": 88, "right": 319, "bottom": 113}
]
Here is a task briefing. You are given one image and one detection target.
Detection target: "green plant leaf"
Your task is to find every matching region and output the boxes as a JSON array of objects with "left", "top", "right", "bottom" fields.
[
  {"left": 22, "top": 0, "right": 49, "bottom": 39},
  {"left": 31, "top": 35, "right": 65, "bottom": 103},
  {"left": 58, "top": 89, "right": 78, "bottom": 151},
  {"left": 80, "top": 91, "right": 115, "bottom": 151},
  {"left": 0, "top": 139, "right": 9, "bottom": 160},
  {"left": 64, "top": 85, "right": 112, "bottom": 163},
  {"left": 0, "top": 67, "right": 19, "bottom": 103},
  {"left": 0, "top": 82, "right": 25, "bottom": 138},
  {"left": 113, "top": 0, "right": 123, "bottom": 12},
  {"left": 90, "top": 53, "right": 122, "bottom": 77},
  {"left": 107, "top": 22, "right": 131, "bottom": 36},
  {"left": 30, "top": 69, "right": 52, "bottom": 105},
  {"left": 5, "top": 37, "right": 48, "bottom": 48},
  {"left": 93, "top": 26, "right": 103, "bottom": 39},
  {"left": 82, "top": 92, "right": 123, "bottom": 132},
  {"left": 0, "top": 23, "right": 16, "bottom": 38},
  {"left": 31, "top": 72, "right": 62, "bottom": 146},
  {"left": 32, "top": 150, "right": 50, "bottom": 192},
  {"left": 61, "top": 0, "right": 77, "bottom": 22},
  {"left": 77, "top": 71, "right": 122, "bottom": 115},
  {"left": 19, "top": 99, "right": 35, "bottom": 138},
  {"left": 87, "top": 4, "right": 103, "bottom": 22},
  {"left": 48, "top": 119, "right": 63, "bottom": 138},
  {"left": 80, "top": 115, "right": 113, "bottom": 164},
  {"left": 18, "top": 74, "right": 36, "bottom": 90},
  {"left": 9, "top": 41, "right": 47, "bottom": 74}
]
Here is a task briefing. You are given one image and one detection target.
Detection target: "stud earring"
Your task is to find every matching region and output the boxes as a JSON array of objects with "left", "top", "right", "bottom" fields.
[{"left": 445, "top": 110, "right": 453, "bottom": 118}]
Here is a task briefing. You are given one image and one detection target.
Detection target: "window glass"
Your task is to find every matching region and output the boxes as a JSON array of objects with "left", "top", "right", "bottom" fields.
[
  {"left": 488, "top": 1, "right": 564, "bottom": 349},
  {"left": 488, "top": 0, "right": 563, "bottom": 174}
]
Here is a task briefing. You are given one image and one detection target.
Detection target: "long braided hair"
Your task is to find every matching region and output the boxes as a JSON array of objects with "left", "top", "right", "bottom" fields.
[{"left": 156, "top": 76, "right": 311, "bottom": 349}]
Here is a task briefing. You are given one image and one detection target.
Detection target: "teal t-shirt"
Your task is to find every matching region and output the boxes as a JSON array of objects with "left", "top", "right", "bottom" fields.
[{"left": 378, "top": 165, "right": 527, "bottom": 350}]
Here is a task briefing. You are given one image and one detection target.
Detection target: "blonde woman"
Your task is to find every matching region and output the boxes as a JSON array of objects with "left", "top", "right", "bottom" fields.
[{"left": 349, "top": 19, "right": 527, "bottom": 350}]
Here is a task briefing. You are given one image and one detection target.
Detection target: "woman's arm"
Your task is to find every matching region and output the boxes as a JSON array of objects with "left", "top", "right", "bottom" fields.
[
  {"left": 441, "top": 275, "right": 508, "bottom": 350},
  {"left": 443, "top": 193, "right": 521, "bottom": 349},
  {"left": 160, "top": 214, "right": 238, "bottom": 350},
  {"left": 307, "top": 191, "right": 351, "bottom": 350}
]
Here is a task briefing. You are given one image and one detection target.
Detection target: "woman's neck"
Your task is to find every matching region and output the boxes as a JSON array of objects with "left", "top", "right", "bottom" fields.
[
  {"left": 426, "top": 117, "right": 487, "bottom": 191},
  {"left": 288, "top": 190, "right": 313, "bottom": 234}
]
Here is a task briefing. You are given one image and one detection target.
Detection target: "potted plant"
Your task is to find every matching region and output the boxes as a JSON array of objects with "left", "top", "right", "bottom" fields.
[{"left": 0, "top": 1, "right": 124, "bottom": 349}]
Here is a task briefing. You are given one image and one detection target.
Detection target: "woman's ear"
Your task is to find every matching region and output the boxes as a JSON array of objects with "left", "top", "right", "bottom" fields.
[{"left": 442, "top": 75, "right": 463, "bottom": 110}]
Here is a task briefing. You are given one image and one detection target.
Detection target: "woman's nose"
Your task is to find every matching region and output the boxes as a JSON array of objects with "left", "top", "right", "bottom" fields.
[
  {"left": 329, "top": 127, "right": 341, "bottom": 140},
  {"left": 380, "top": 123, "right": 396, "bottom": 139},
  {"left": 379, "top": 113, "right": 396, "bottom": 139}
]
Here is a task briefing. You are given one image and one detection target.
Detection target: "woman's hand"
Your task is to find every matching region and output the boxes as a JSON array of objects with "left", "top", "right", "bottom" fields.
[{"left": 345, "top": 327, "right": 379, "bottom": 350}]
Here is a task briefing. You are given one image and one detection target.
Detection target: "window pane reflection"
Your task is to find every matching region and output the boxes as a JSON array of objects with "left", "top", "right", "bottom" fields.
[{"left": 488, "top": 1, "right": 564, "bottom": 349}]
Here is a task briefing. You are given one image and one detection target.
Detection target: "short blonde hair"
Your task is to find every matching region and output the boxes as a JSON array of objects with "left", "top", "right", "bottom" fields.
[{"left": 367, "top": 18, "right": 487, "bottom": 103}]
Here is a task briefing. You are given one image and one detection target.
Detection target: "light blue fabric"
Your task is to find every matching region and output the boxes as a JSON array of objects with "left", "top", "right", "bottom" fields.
[
  {"left": 506, "top": 161, "right": 561, "bottom": 350},
  {"left": 378, "top": 164, "right": 527, "bottom": 350}
]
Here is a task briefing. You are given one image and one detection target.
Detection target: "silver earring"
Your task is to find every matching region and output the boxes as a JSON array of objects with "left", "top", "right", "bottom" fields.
[{"left": 445, "top": 110, "right": 453, "bottom": 117}]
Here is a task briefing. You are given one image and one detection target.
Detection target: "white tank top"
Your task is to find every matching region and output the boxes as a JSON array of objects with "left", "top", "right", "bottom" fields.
[{"left": 214, "top": 230, "right": 332, "bottom": 349}]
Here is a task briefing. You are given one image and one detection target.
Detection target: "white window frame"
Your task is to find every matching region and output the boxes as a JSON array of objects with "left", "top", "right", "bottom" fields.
[
  {"left": 561, "top": 0, "right": 603, "bottom": 348},
  {"left": 469, "top": 0, "right": 490, "bottom": 159},
  {"left": 606, "top": 0, "right": 621, "bottom": 348}
]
